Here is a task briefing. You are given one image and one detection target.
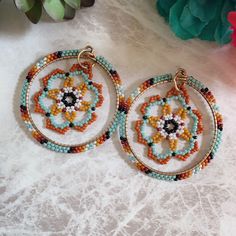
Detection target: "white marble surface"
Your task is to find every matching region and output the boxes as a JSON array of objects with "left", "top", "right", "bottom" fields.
[{"left": 1, "top": 0, "right": 236, "bottom": 235}]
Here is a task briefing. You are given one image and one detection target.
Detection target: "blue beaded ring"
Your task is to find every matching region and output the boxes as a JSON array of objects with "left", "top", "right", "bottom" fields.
[
  {"left": 119, "top": 71, "right": 223, "bottom": 181},
  {"left": 20, "top": 47, "right": 125, "bottom": 153}
]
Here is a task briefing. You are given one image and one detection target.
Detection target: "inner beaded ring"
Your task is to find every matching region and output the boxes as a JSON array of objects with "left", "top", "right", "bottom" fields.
[
  {"left": 119, "top": 74, "right": 223, "bottom": 181},
  {"left": 20, "top": 49, "right": 125, "bottom": 153}
]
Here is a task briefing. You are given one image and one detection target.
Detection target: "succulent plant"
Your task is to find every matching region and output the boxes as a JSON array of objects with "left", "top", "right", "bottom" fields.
[
  {"left": 13, "top": 0, "right": 95, "bottom": 24},
  {"left": 156, "top": 0, "right": 236, "bottom": 45}
]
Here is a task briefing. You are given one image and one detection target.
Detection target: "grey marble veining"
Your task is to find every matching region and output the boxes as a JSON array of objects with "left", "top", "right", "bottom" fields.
[{"left": 0, "top": 0, "right": 236, "bottom": 235}]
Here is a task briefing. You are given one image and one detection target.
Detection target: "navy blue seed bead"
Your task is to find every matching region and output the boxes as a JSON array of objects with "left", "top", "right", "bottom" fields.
[
  {"left": 143, "top": 116, "right": 148, "bottom": 120},
  {"left": 149, "top": 78, "right": 155, "bottom": 85},
  {"left": 26, "top": 75, "right": 32, "bottom": 82},
  {"left": 145, "top": 169, "right": 152, "bottom": 174},
  {"left": 176, "top": 174, "right": 182, "bottom": 180},
  {"left": 204, "top": 87, "right": 209, "bottom": 92},
  {"left": 20, "top": 105, "right": 27, "bottom": 111},
  {"left": 68, "top": 147, "right": 75, "bottom": 153},
  {"left": 218, "top": 124, "right": 223, "bottom": 131},
  {"left": 120, "top": 136, "right": 127, "bottom": 142},
  {"left": 40, "top": 139, "right": 48, "bottom": 144},
  {"left": 105, "top": 131, "right": 110, "bottom": 139},
  {"left": 162, "top": 98, "right": 167, "bottom": 103},
  {"left": 88, "top": 81, "right": 93, "bottom": 85},
  {"left": 209, "top": 152, "right": 214, "bottom": 159},
  {"left": 193, "top": 136, "right": 197, "bottom": 139},
  {"left": 44, "top": 87, "right": 48, "bottom": 92},
  {"left": 187, "top": 106, "right": 191, "bottom": 110},
  {"left": 109, "top": 69, "right": 117, "bottom": 76},
  {"left": 172, "top": 152, "right": 176, "bottom": 156},
  {"left": 91, "top": 107, "right": 95, "bottom": 111},
  {"left": 65, "top": 72, "right": 70, "bottom": 77},
  {"left": 45, "top": 112, "right": 50, "bottom": 117},
  {"left": 69, "top": 123, "right": 74, "bottom": 128},
  {"left": 56, "top": 51, "right": 62, "bottom": 58},
  {"left": 118, "top": 105, "right": 126, "bottom": 112},
  {"left": 148, "top": 142, "right": 153, "bottom": 147}
]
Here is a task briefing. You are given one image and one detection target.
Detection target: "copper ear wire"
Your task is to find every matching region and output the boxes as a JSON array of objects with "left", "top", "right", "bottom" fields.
[
  {"left": 77, "top": 45, "right": 96, "bottom": 69},
  {"left": 173, "top": 68, "right": 188, "bottom": 91}
]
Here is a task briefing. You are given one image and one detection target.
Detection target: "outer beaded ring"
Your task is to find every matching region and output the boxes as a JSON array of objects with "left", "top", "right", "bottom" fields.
[
  {"left": 20, "top": 49, "right": 125, "bottom": 153},
  {"left": 119, "top": 74, "right": 223, "bottom": 181}
]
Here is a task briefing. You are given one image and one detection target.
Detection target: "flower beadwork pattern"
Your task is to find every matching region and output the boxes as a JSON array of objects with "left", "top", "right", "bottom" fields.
[
  {"left": 34, "top": 62, "right": 104, "bottom": 134},
  {"left": 135, "top": 85, "right": 203, "bottom": 164}
]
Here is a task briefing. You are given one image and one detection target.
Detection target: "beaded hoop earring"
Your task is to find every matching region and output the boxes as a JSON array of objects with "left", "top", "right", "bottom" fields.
[
  {"left": 20, "top": 46, "right": 124, "bottom": 153},
  {"left": 119, "top": 69, "right": 223, "bottom": 181}
]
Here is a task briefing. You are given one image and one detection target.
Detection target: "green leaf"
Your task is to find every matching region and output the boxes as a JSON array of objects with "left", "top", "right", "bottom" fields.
[
  {"left": 43, "top": 0, "right": 65, "bottom": 21},
  {"left": 65, "top": 0, "right": 80, "bottom": 9},
  {"left": 189, "top": 0, "right": 218, "bottom": 22},
  {"left": 64, "top": 3, "right": 76, "bottom": 19},
  {"left": 214, "top": 23, "right": 232, "bottom": 44},
  {"left": 169, "top": 0, "right": 193, "bottom": 40},
  {"left": 180, "top": 4, "right": 208, "bottom": 37},
  {"left": 199, "top": 20, "right": 218, "bottom": 41},
  {"left": 14, "top": 0, "right": 35, "bottom": 13},
  {"left": 156, "top": 0, "right": 176, "bottom": 21},
  {"left": 25, "top": 0, "right": 42, "bottom": 24}
]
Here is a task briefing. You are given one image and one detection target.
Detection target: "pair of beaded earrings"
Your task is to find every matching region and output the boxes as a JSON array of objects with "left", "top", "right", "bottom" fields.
[{"left": 20, "top": 46, "right": 223, "bottom": 181}]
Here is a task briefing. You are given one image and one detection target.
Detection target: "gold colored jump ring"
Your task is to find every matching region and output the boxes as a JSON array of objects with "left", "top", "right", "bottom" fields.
[
  {"left": 173, "top": 68, "right": 188, "bottom": 91},
  {"left": 77, "top": 45, "right": 96, "bottom": 69}
]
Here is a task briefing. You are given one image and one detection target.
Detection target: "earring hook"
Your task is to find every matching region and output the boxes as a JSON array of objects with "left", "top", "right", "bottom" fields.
[
  {"left": 173, "top": 68, "right": 188, "bottom": 92},
  {"left": 77, "top": 45, "right": 95, "bottom": 69}
]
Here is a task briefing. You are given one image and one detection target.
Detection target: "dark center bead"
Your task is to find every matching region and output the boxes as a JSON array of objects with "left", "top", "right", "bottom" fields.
[
  {"left": 62, "top": 92, "right": 77, "bottom": 107},
  {"left": 163, "top": 119, "right": 179, "bottom": 134}
]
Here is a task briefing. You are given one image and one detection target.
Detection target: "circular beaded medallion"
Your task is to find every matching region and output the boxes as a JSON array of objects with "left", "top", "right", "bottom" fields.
[
  {"left": 33, "top": 63, "right": 104, "bottom": 134},
  {"left": 20, "top": 47, "right": 124, "bottom": 153},
  {"left": 119, "top": 71, "right": 223, "bottom": 181}
]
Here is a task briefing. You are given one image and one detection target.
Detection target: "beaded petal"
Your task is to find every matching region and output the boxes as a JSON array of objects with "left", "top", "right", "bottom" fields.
[
  {"left": 135, "top": 84, "right": 203, "bottom": 164},
  {"left": 34, "top": 62, "right": 104, "bottom": 134}
]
